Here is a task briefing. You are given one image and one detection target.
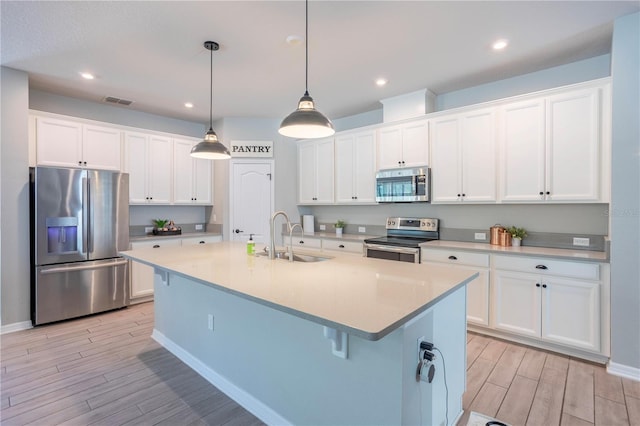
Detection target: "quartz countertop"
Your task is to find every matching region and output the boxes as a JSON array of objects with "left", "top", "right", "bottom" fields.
[
  {"left": 120, "top": 242, "right": 477, "bottom": 340},
  {"left": 420, "top": 240, "right": 609, "bottom": 262},
  {"left": 130, "top": 231, "right": 222, "bottom": 243}
]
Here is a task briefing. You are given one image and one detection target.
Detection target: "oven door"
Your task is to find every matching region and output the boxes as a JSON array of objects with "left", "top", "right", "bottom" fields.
[{"left": 364, "top": 243, "right": 420, "bottom": 263}]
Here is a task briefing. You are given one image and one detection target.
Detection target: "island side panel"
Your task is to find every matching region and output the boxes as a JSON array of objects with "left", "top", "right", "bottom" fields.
[{"left": 152, "top": 271, "right": 406, "bottom": 426}]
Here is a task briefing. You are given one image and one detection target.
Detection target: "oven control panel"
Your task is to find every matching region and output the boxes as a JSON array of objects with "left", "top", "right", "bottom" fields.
[{"left": 385, "top": 217, "right": 439, "bottom": 231}]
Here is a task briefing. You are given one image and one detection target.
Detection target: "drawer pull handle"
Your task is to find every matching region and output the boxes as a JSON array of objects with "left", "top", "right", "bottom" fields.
[
  {"left": 448, "top": 255, "right": 458, "bottom": 260},
  {"left": 153, "top": 245, "right": 160, "bottom": 248},
  {"left": 535, "top": 265, "right": 548, "bottom": 270},
  {"left": 536, "top": 283, "right": 541, "bottom": 287},
  {"left": 339, "top": 244, "right": 345, "bottom": 248},
  {"left": 199, "top": 241, "right": 205, "bottom": 244},
  {"left": 299, "top": 240, "right": 304, "bottom": 244}
]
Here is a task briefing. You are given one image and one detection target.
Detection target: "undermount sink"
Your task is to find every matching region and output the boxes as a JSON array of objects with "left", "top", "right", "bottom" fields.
[{"left": 255, "top": 250, "right": 332, "bottom": 263}]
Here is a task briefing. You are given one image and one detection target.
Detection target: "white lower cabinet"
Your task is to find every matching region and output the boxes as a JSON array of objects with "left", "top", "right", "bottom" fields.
[
  {"left": 282, "top": 236, "right": 362, "bottom": 254},
  {"left": 129, "top": 236, "right": 222, "bottom": 302},
  {"left": 282, "top": 236, "right": 323, "bottom": 250},
  {"left": 422, "top": 249, "right": 490, "bottom": 326},
  {"left": 491, "top": 255, "right": 602, "bottom": 353}
]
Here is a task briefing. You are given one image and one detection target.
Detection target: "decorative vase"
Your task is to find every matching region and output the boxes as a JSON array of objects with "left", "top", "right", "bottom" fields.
[
  {"left": 512, "top": 237, "right": 522, "bottom": 247},
  {"left": 336, "top": 228, "right": 343, "bottom": 236}
]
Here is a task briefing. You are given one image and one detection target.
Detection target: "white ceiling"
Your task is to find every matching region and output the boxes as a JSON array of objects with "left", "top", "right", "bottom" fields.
[{"left": 2, "top": 1, "right": 638, "bottom": 126}]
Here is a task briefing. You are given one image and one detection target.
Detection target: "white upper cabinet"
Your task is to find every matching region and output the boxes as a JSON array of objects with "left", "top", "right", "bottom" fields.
[
  {"left": 430, "top": 108, "right": 497, "bottom": 203},
  {"left": 36, "top": 117, "right": 121, "bottom": 170},
  {"left": 173, "top": 138, "right": 212, "bottom": 205},
  {"left": 335, "top": 130, "right": 376, "bottom": 203},
  {"left": 500, "top": 85, "right": 605, "bottom": 203},
  {"left": 124, "top": 132, "right": 172, "bottom": 204},
  {"left": 377, "top": 119, "right": 429, "bottom": 169},
  {"left": 298, "top": 138, "right": 334, "bottom": 204}
]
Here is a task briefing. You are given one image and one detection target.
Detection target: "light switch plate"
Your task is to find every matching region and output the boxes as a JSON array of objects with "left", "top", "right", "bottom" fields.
[
  {"left": 358, "top": 226, "right": 366, "bottom": 233},
  {"left": 195, "top": 224, "right": 203, "bottom": 230},
  {"left": 474, "top": 232, "right": 486, "bottom": 241},
  {"left": 573, "top": 237, "right": 590, "bottom": 247},
  {"left": 145, "top": 226, "right": 154, "bottom": 233},
  {"left": 319, "top": 224, "right": 326, "bottom": 231}
]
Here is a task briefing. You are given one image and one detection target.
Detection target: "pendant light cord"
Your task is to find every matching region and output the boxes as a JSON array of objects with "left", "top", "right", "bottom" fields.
[
  {"left": 305, "top": 0, "right": 309, "bottom": 96},
  {"left": 209, "top": 45, "right": 213, "bottom": 130}
]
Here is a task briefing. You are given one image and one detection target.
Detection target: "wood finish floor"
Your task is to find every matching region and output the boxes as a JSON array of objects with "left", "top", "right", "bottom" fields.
[{"left": 1, "top": 302, "right": 638, "bottom": 426}]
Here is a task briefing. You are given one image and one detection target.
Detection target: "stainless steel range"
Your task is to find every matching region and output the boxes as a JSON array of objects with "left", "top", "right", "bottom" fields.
[{"left": 363, "top": 217, "right": 439, "bottom": 263}]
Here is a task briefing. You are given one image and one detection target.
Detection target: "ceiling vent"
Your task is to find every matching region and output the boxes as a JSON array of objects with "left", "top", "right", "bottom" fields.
[{"left": 102, "top": 96, "right": 134, "bottom": 106}]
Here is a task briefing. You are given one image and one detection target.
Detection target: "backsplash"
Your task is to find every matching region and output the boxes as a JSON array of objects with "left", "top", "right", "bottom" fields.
[{"left": 130, "top": 222, "right": 222, "bottom": 237}]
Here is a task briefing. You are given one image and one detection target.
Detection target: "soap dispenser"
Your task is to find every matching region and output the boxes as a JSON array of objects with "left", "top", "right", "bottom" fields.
[{"left": 247, "top": 234, "right": 255, "bottom": 255}]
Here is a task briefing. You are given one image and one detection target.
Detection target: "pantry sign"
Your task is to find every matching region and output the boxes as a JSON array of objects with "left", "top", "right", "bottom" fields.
[{"left": 230, "top": 140, "right": 273, "bottom": 158}]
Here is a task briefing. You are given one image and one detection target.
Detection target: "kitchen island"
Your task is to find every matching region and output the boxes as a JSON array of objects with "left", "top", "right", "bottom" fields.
[{"left": 121, "top": 242, "right": 478, "bottom": 426}]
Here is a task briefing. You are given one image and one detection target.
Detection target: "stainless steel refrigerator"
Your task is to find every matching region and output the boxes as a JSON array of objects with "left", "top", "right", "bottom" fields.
[{"left": 30, "top": 166, "right": 130, "bottom": 325}]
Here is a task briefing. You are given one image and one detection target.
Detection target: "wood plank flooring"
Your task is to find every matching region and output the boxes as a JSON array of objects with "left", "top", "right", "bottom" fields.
[{"left": 1, "top": 303, "right": 638, "bottom": 425}]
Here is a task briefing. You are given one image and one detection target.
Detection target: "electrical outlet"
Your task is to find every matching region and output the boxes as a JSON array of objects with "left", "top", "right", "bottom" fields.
[
  {"left": 145, "top": 226, "right": 153, "bottom": 234},
  {"left": 213, "top": 214, "right": 217, "bottom": 222},
  {"left": 195, "top": 224, "right": 203, "bottom": 231},
  {"left": 573, "top": 237, "right": 590, "bottom": 247},
  {"left": 474, "top": 232, "right": 486, "bottom": 241},
  {"left": 358, "top": 226, "right": 366, "bottom": 233},
  {"left": 207, "top": 314, "right": 214, "bottom": 331},
  {"left": 319, "top": 224, "right": 326, "bottom": 231}
]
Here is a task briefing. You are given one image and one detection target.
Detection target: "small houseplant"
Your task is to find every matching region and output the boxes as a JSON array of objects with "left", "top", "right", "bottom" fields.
[
  {"left": 152, "top": 219, "right": 169, "bottom": 231},
  {"left": 334, "top": 220, "right": 346, "bottom": 236},
  {"left": 507, "top": 226, "right": 527, "bottom": 246}
]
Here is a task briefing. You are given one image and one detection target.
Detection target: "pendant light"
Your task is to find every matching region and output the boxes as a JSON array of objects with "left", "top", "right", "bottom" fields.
[
  {"left": 191, "top": 41, "right": 231, "bottom": 160},
  {"left": 278, "top": 0, "right": 334, "bottom": 139}
]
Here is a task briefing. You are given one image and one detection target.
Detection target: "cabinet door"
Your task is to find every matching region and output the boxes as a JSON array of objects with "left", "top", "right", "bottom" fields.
[
  {"left": 430, "top": 116, "right": 461, "bottom": 203},
  {"left": 546, "top": 88, "right": 600, "bottom": 201},
  {"left": 542, "top": 277, "right": 600, "bottom": 352},
  {"left": 492, "top": 270, "right": 541, "bottom": 338},
  {"left": 467, "top": 269, "right": 490, "bottom": 326},
  {"left": 147, "top": 135, "right": 173, "bottom": 204},
  {"left": 193, "top": 157, "right": 212, "bottom": 204},
  {"left": 353, "top": 131, "right": 376, "bottom": 202},
  {"left": 82, "top": 125, "right": 121, "bottom": 170},
  {"left": 377, "top": 126, "right": 403, "bottom": 169},
  {"left": 298, "top": 141, "right": 317, "bottom": 203},
  {"left": 123, "top": 132, "right": 149, "bottom": 204},
  {"left": 400, "top": 119, "right": 429, "bottom": 168},
  {"left": 173, "top": 138, "right": 195, "bottom": 204},
  {"left": 500, "top": 99, "right": 546, "bottom": 202},
  {"left": 130, "top": 239, "right": 181, "bottom": 300},
  {"left": 36, "top": 117, "right": 83, "bottom": 168},
  {"left": 461, "top": 109, "right": 496, "bottom": 202},
  {"left": 314, "top": 138, "right": 335, "bottom": 203},
  {"left": 334, "top": 134, "right": 356, "bottom": 203}
]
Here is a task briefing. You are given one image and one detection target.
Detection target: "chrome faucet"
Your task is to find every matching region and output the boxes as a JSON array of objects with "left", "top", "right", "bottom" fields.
[
  {"left": 288, "top": 223, "right": 303, "bottom": 262},
  {"left": 269, "top": 211, "right": 291, "bottom": 260}
]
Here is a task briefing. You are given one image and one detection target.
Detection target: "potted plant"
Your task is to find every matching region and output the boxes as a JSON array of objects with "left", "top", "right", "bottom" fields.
[
  {"left": 334, "top": 220, "right": 346, "bottom": 236},
  {"left": 507, "top": 226, "right": 527, "bottom": 246},
  {"left": 152, "top": 219, "right": 169, "bottom": 235}
]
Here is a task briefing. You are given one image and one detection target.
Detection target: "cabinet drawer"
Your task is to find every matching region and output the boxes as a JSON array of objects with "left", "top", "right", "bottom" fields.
[
  {"left": 421, "top": 249, "right": 489, "bottom": 267},
  {"left": 283, "top": 236, "right": 322, "bottom": 249},
  {"left": 131, "top": 239, "right": 182, "bottom": 249},
  {"left": 182, "top": 235, "right": 222, "bottom": 245},
  {"left": 322, "top": 239, "right": 363, "bottom": 253},
  {"left": 493, "top": 255, "right": 600, "bottom": 280}
]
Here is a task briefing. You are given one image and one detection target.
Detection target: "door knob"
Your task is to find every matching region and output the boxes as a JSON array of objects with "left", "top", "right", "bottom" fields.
[{"left": 234, "top": 229, "right": 243, "bottom": 234}]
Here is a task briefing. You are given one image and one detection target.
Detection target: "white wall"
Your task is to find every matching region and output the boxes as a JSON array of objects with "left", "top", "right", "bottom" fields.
[
  {"left": 1, "top": 67, "right": 30, "bottom": 327},
  {"left": 609, "top": 12, "right": 640, "bottom": 372}
]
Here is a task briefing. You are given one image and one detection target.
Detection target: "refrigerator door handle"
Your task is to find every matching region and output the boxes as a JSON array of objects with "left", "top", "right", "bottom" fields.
[
  {"left": 40, "top": 259, "right": 129, "bottom": 274},
  {"left": 82, "top": 176, "right": 91, "bottom": 254}
]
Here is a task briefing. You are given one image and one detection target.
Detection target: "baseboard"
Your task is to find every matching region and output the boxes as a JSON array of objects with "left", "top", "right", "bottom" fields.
[
  {"left": 1, "top": 320, "right": 33, "bottom": 335},
  {"left": 607, "top": 361, "right": 640, "bottom": 381},
  {"left": 151, "top": 329, "right": 292, "bottom": 426}
]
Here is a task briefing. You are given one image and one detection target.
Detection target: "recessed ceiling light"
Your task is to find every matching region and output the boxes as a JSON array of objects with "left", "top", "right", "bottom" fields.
[
  {"left": 184, "top": 102, "right": 194, "bottom": 108},
  {"left": 492, "top": 39, "right": 509, "bottom": 51},
  {"left": 286, "top": 35, "right": 304, "bottom": 46},
  {"left": 80, "top": 72, "right": 95, "bottom": 80},
  {"left": 375, "top": 78, "right": 388, "bottom": 87}
]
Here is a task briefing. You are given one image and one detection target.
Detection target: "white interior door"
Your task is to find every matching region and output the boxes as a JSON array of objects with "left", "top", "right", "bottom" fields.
[{"left": 230, "top": 161, "right": 274, "bottom": 244}]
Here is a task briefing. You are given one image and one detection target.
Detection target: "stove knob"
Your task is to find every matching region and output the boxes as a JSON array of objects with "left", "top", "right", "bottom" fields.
[{"left": 421, "top": 221, "right": 426, "bottom": 227}]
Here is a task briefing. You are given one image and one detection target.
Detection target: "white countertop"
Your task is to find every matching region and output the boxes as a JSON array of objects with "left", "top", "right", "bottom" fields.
[
  {"left": 421, "top": 240, "right": 609, "bottom": 262},
  {"left": 120, "top": 242, "right": 477, "bottom": 340}
]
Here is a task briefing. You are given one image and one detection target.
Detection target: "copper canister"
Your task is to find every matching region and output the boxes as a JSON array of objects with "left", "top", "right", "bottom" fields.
[
  {"left": 490, "top": 224, "right": 505, "bottom": 245},
  {"left": 499, "top": 232, "right": 512, "bottom": 246}
]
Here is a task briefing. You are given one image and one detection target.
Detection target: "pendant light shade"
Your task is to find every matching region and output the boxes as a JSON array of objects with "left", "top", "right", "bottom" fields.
[
  {"left": 191, "top": 41, "right": 231, "bottom": 160},
  {"left": 279, "top": 0, "right": 334, "bottom": 139}
]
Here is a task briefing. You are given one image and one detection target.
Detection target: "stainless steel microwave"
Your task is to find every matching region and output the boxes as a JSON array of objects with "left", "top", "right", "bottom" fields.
[{"left": 375, "top": 166, "right": 430, "bottom": 203}]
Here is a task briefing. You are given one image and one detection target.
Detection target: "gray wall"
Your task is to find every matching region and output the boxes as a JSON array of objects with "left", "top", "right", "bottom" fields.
[
  {"left": 1, "top": 67, "right": 30, "bottom": 327},
  {"left": 610, "top": 12, "right": 640, "bottom": 371}
]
